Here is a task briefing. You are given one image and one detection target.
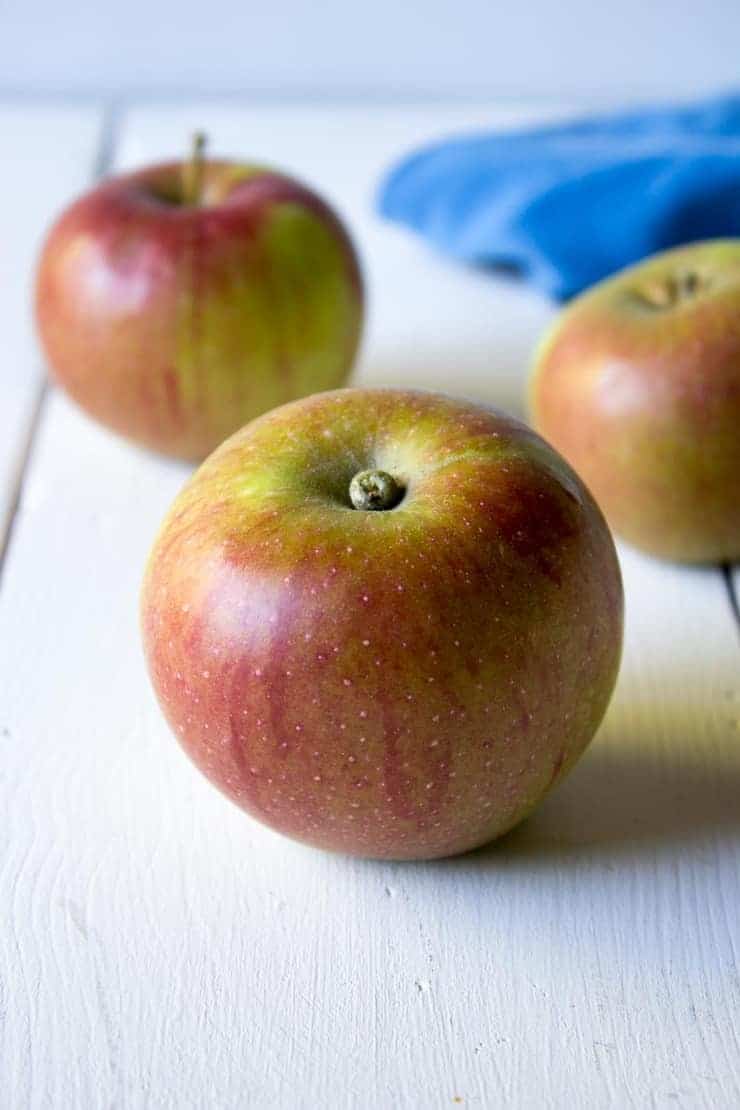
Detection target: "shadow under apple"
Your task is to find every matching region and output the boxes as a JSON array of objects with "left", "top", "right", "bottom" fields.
[{"left": 446, "top": 712, "right": 740, "bottom": 871}]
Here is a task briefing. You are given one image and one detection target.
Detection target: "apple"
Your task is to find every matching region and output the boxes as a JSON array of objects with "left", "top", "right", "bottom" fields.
[
  {"left": 35, "top": 135, "right": 363, "bottom": 460},
  {"left": 141, "top": 388, "right": 623, "bottom": 860},
  {"left": 530, "top": 240, "right": 740, "bottom": 562}
]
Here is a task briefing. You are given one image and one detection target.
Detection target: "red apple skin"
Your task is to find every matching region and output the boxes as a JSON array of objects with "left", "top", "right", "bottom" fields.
[
  {"left": 35, "top": 161, "right": 363, "bottom": 461},
  {"left": 530, "top": 241, "right": 740, "bottom": 563},
  {"left": 141, "top": 388, "right": 623, "bottom": 860}
]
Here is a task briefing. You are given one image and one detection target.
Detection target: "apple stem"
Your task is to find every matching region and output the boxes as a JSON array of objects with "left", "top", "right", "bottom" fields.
[
  {"left": 349, "top": 469, "right": 405, "bottom": 512},
  {"left": 183, "top": 131, "right": 207, "bottom": 206}
]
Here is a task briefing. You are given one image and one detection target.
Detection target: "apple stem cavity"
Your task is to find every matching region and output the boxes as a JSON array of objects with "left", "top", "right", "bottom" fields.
[
  {"left": 639, "top": 270, "right": 707, "bottom": 309},
  {"left": 349, "top": 469, "right": 405, "bottom": 512},
  {"left": 182, "top": 131, "right": 208, "bottom": 207}
]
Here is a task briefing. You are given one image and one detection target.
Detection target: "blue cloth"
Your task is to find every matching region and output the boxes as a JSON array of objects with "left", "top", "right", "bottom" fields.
[{"left": 377, "top": 95, "right": 740, "bottom": 300}]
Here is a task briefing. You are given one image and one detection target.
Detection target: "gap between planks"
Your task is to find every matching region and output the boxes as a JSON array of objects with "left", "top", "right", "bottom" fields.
[
  {"left": 724, "top": 564, "right": 740, "bottom": 633},
  {"left": 0, "top": 101, "right": 121, "bottom": 590}
]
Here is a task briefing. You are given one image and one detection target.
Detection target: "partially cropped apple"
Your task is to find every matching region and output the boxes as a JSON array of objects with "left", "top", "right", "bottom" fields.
[
  {"left": 141, "top": 388, "right": 623, "bottom": 860},
  {"left": 530, "top": 240, "right": 740, "bottom": 562},
  {"left": 35, "top": 136, "right": 363, "bottom": 460}
]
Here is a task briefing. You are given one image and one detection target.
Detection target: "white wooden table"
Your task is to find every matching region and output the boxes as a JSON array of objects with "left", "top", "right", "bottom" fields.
[{"left": 2, "top": 101, "right": 739, "bottom": 1110}]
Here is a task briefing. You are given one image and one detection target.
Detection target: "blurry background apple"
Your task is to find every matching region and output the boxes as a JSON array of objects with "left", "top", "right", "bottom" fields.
[
  {"left": 141, "top": 388, "right": 623, "bottom": 860},
  {"left": 530, "top": 240, "right": 740, "bottom": 562},
  {"left": 35, "top": 135, "right": 363, "bottom": 460}
]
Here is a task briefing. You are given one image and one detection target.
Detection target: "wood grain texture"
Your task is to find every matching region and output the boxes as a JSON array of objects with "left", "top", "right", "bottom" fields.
[
  {"left": 0, "top": 104, "right": 102, "bottom": 560},
  {"left": 2, "top": 104, "right": 740, "bottom": 1110}
]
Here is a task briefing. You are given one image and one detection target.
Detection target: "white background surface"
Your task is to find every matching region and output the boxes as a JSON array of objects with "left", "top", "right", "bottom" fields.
[
  {"left": 2, "top": 1, "right": 740, "bottom": 99},
  {"left": 2, "top": 101, "right": 740, "bottom": 1109}
]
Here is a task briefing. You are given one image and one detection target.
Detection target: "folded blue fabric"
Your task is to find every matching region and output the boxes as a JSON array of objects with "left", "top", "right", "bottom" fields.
[{"left": 377, "top": 95, "right": 740, "bottom": 300}]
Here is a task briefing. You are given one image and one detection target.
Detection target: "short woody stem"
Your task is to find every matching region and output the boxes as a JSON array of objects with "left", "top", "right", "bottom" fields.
[
  {"left": 349, "top": 469, "right": 405, "bottom": 511},
  {"left": 182, "top": 132, "right": 207, "bottom": 206}
]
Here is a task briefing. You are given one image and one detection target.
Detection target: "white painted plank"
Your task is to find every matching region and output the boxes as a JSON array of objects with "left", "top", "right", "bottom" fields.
[
  {"left": 2, "top": 104, "right": 740, "bottom": 1110},
  {"left": 0, "top": 104, "right": 102, "bottom": 550}
]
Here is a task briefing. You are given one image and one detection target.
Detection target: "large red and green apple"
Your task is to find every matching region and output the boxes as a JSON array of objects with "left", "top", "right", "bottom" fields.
[
  {"left": 530, "top": 240, "right": 740, "bottom": 562},
  {"left": 35, "top": 138, "right": 363, "bottom": 460},
  {"left": 141, "top": 388, "right": 623, "bottom": 860}
]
